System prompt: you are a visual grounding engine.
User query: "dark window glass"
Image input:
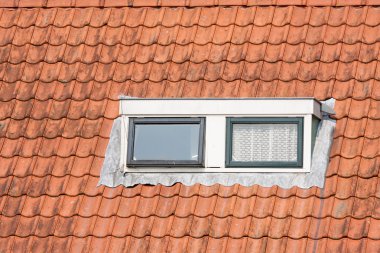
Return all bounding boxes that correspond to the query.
[127,118,205,167]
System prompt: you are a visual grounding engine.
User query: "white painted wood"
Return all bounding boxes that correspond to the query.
[204,116,226,168]
[121,98,322,118]
[120,115,128,171]
[313,100,323,118]
[303,115,312,172]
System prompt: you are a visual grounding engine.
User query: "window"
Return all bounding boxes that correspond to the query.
[226,117,303,168]
[120,98,322,172]
[127,117,205,167]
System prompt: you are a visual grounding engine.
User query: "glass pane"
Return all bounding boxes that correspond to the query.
[133,123,200,161]
[232,124,298,162]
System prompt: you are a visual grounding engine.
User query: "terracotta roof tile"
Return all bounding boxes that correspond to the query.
[48,157,71,177]
[0,177,12,197]
[361,138,379,158]
[149,236,170,252]
[67,236,88,253]
[28,176,50,197]
[363,239,378,253]
[356,157,378,178]
[44,175,69,197]
[9,45,28,65]
[149,217,171,238]
[0,2,380,252]
[12,156,33,176]
[27,44,47,63]
[348,217,370,239]
[163,237,186,253]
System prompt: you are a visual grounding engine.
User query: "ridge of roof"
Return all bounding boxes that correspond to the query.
[2,0,380,8]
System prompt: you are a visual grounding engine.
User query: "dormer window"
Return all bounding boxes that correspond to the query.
[120,98,322,173]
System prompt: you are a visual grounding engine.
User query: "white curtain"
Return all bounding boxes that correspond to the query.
[232,124,298,162]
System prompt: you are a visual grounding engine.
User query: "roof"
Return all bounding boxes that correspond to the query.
[0,1,379,252]
[2,0,380,7]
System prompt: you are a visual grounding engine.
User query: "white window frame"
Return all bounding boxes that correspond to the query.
[120,98,322,173]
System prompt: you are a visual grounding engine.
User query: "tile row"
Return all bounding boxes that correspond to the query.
[3,0,380,7]
[334,118,380,139]
[1,42,379,66]
[0,157,104,178]
[0,98,119,120]
[0,214,379,240]
[326,156,380,178]
[0,136,109,158]
[0,98,380,119]
[0,155,378,180]
[1,24,379,49]
[2,115,380,140]
[0,118,113,139]
[329,136,380,159]
[0,235,377,253]
[332,98,380,119]
[0,179,379,215]
[1,79,380,102]
[1,6,379,29]
[1,61,380,83]
[0,80,125,102]
[0,172,380,200]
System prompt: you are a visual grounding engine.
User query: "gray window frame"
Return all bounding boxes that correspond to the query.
[127,117,205,167]
[225,117,304,168]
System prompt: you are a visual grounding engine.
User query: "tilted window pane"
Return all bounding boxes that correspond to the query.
[133,124,200,161]
[232,124,298,162]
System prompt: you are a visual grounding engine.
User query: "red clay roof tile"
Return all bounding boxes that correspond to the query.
[227,216,250,239]
[361,138,379,158]
[28,44,48,63]
[45,175,70,197]
[35,216,57,237]
[357,157,378,178]
[348,217,371,239]
[1,138,21,158]
[364,239,379,253]
[49,157,72,177]
[68,236,89,253]
[39,195,61,217]
[106,9,125,27]
[296,186,317,198]
[28,176,51,197]
[0,9,17,27]
[58,195,82,217]
[0,29,16,50]
[2,196,25,216]
[9,45,28,65]
[72,216,96,237]
[0,176,12,197]
[12,156,33,177]
[0,2,379,252]
[348,239,368,253]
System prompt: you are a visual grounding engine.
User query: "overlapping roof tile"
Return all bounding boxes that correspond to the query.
[0,1,380,252]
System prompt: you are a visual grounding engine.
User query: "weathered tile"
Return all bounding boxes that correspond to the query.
[0,4,379,252]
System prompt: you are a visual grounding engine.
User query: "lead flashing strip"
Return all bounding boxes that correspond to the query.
[99,99,335,189]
